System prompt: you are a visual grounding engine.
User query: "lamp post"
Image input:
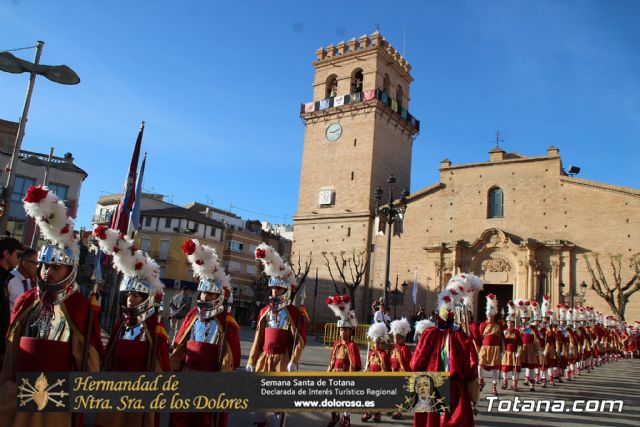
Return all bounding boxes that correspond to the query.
[373,174,409,306]
[0,41,80,235]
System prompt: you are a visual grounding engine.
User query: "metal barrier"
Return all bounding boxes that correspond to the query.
[323,323,371,348]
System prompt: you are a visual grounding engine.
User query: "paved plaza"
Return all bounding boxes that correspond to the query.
[225,326,640,427]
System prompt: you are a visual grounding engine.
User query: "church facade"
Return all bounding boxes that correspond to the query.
[292,33,640,323]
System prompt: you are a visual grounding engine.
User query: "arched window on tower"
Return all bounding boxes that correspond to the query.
[351,68,363,94]
[383,73,391,95]
[326,74,338,98]
[396,84,404,109]
[488,187,504,218]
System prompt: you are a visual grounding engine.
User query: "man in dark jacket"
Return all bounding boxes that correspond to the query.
[0,237,23,359]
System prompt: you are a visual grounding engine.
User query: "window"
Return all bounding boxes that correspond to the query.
[396,85,404,109]
[47,183,68,201]
[229,240,244,252]
[228,261,241,271]
[210,227,217,238]
[159,266,167,279]
[246,264,257,275]
[326,74,338,98]
[193,223,199,232]
[144,217,152,227]
[488,187,504,218]
[9,176,36,220]
[247,244,257,255]
[140,238,150,252]
[159,240,170,260]
[383,73,390,95]
[164,218,172,228]
[351,68,363,93]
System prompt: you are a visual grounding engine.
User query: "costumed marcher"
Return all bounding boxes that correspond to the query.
[555,304,569,383]
[517,300,540,391]
[361,322,390,423]
[414,317,435,344]
[247,243,306,427]
[501,301,521,391]
[93,226,169,427]
[478,293,502,396]
[530,300,543,385]
[565,308,578,380]
[170,239,241,427]
[326,293,361,427]
[0,185,104,426]
[389,317,413,419]
[410,274,480,427]
[539,296,558,387]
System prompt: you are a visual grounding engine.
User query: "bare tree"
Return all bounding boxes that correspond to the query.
[290,251,313,293]
[322,249,369,311]
[583,252,640,320]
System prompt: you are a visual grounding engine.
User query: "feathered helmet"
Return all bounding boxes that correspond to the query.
[436,288,456,322]
[415,319,435,335]
[326,294,357,329]
[530,301,541,321]
[485,293,498,318]
[24,185,79,298]
[367,322,389,344]
[557,304,569,323]
[634,321,640,331]
[390,318,411,338]
[93,225,163,325]
[181,239,231,319]
[506,300,517,322]
[541,295,551,319]
[255,243,296,310]
[516,299,531,320]
[446,273,484,308]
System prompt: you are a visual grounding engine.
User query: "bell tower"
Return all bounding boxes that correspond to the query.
[292,32,420,320]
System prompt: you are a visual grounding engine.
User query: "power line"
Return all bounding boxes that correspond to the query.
[0,45,37,53]
[229,204,291,223]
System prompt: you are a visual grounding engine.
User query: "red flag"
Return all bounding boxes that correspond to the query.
[111,121,145,234]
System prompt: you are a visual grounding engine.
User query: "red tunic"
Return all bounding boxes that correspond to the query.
[328,340,361,372]
[170,308,241,427]
[410,327,478,427]
[9,288,104,373]
[103,317,171,372]
[366,349,390,372]
[389,344,412,372]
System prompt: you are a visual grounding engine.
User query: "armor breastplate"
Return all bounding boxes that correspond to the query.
[267,307,289,329]
[191,318,220,344]
[24,303,71,341]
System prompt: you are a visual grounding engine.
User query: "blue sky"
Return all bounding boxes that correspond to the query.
[1,0,639,229]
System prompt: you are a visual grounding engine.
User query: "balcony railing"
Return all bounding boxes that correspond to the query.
[92,212,113,224]
[300,89,420,132]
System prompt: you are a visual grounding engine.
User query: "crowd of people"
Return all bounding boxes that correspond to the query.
[0,185,637,427]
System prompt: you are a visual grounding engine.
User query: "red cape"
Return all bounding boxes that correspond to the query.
[10,288,104,361]
[389,343,412,372]
[330,340,362,371]
[174,307,241,370]
[410,326,477,427]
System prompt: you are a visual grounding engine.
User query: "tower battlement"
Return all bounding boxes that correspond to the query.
[315,31,411,74]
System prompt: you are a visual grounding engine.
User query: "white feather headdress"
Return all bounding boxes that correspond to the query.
[485,293,498,317]
[389,318,411,337]
[255,243,296,288]
[326,294,357,328]
[181,239,231,296]
[415,319,435,334]
[93,225,163,294]
[367,322,389,342]
[23,185,78,261]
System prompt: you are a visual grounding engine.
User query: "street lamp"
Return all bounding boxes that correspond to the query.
[0,41,80,235]
[373,174,409,305]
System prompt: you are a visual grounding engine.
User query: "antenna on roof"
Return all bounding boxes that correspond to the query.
[494,130,504,149]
